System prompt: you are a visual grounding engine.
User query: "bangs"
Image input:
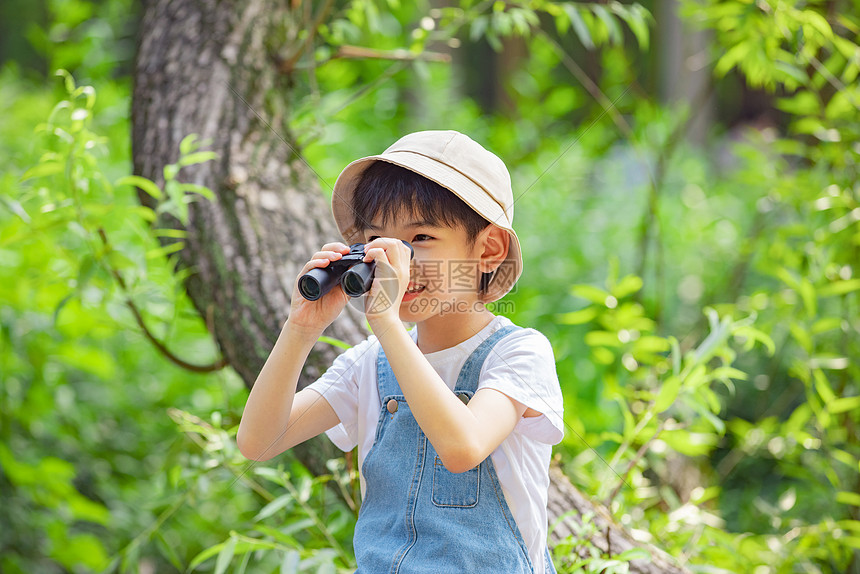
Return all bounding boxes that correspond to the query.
[350,161,490,242]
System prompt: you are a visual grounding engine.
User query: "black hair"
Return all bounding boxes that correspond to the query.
[351,160,495,295]
[351,161,490,245]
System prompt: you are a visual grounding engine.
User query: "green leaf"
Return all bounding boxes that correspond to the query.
[612,274,643,298]
[254,467,292,489]
[131,205,157,222]
[774,61,808,86]
[591,5,622,45]
[710,366,747,382]
[693,315,731,364]
[20,161,63,181]
[0,194,32,223]
[789,322,813,354]
[557,307,598,325]
[776,91,820,116]
[317,335,352,349]
[178,151,218,168]
[803,10,834,39]
[180,133,200,155]
[661,429,718,456]
[837,519,860,534]
[154,228,188,239]
[146,241,185,260]
[571,284,612,305]
[254,494,294,522]
[55,533,110,571]
[715,42,750,77]
[828,396,860,414]
[281,550,300,574]
[255,525,300,548]
[585,330,622,348]
[281,517,315,536]
[820,279,860,297]
[654,375,681,413]
[799,277,817,317]
[68,493,110,524]
[164,163,180,181]
[618,3,650,50]
[632,336,670,354]
[837,491,860,507]
[669,336,681,376]
[793,116,825,135]
[107,249,138,272]
[833,449,857,470]
[189,542,224,572]
[614,547,651,562]
[177,183,216,200]
[733,326,776,355]
[155,532,184,572]
[592,346,615,364]
[563,5,594,50]
[689,399,726,434]
[469,16,488,42]
[214,536,237,574]
[116,175,164,200]
[813,369,837,404]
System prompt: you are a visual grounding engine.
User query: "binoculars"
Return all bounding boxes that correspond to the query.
[298,241,414,301]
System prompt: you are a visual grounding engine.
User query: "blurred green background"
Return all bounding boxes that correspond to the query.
[1,0,859,572]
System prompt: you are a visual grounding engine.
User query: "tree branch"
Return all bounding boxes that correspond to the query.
[97,228,229,373]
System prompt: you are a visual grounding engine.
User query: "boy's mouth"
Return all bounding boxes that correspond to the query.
[406,283,425,294]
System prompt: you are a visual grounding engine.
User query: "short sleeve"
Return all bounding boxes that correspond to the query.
[478,328,564,445]
[304,335,378,451]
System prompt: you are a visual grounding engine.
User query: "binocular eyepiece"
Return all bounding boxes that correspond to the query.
[298,241,414,301]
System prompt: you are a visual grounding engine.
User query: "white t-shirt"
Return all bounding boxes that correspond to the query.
[306,315,564,572]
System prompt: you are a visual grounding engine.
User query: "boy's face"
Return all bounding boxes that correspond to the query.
[362,213,487,323]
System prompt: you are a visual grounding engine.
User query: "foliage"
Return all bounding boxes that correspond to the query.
[2,0,859,572]
[550,511,652,574]
[168,409,356,574]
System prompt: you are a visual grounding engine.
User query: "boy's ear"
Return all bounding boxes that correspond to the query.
[476,225,509,273]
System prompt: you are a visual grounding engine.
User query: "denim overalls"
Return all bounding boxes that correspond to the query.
[353,325,557,574]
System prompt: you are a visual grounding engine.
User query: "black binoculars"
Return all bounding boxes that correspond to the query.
[298,241,414,301]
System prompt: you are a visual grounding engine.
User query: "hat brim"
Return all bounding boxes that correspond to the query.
[331,153,522,303]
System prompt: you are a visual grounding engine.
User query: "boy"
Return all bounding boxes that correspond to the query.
[238,130,564,573]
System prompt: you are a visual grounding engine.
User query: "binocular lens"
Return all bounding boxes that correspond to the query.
[341,261,375,297]
[298,275,322,301]
[341,272,365,297]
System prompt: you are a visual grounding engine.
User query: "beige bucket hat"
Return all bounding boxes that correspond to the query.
[331,130,523,303]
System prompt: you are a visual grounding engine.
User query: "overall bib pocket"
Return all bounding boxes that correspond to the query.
[431,456,480,508]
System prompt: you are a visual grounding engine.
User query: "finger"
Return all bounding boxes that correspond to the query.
[389,245,412,271]
[321,242,350,253]
[311,250,345,261]
[363,238,409,263]
[363,237,398,250]
[362,246,388,263]
[300,257,337,274]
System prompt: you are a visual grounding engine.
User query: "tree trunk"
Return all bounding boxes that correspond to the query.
[131,1,689,572]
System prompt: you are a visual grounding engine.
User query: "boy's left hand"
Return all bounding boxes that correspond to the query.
[361,238,412,326]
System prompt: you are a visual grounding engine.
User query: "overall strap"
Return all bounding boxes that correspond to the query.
[454,324,522,396]
[376,345,401,400]
[376,324,522,400]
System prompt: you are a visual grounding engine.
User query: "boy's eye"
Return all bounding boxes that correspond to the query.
[365,234,432,242]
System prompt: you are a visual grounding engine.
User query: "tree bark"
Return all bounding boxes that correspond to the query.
[131,1,689,572]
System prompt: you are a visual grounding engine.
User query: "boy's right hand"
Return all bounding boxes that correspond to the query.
[287,242,352,337]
